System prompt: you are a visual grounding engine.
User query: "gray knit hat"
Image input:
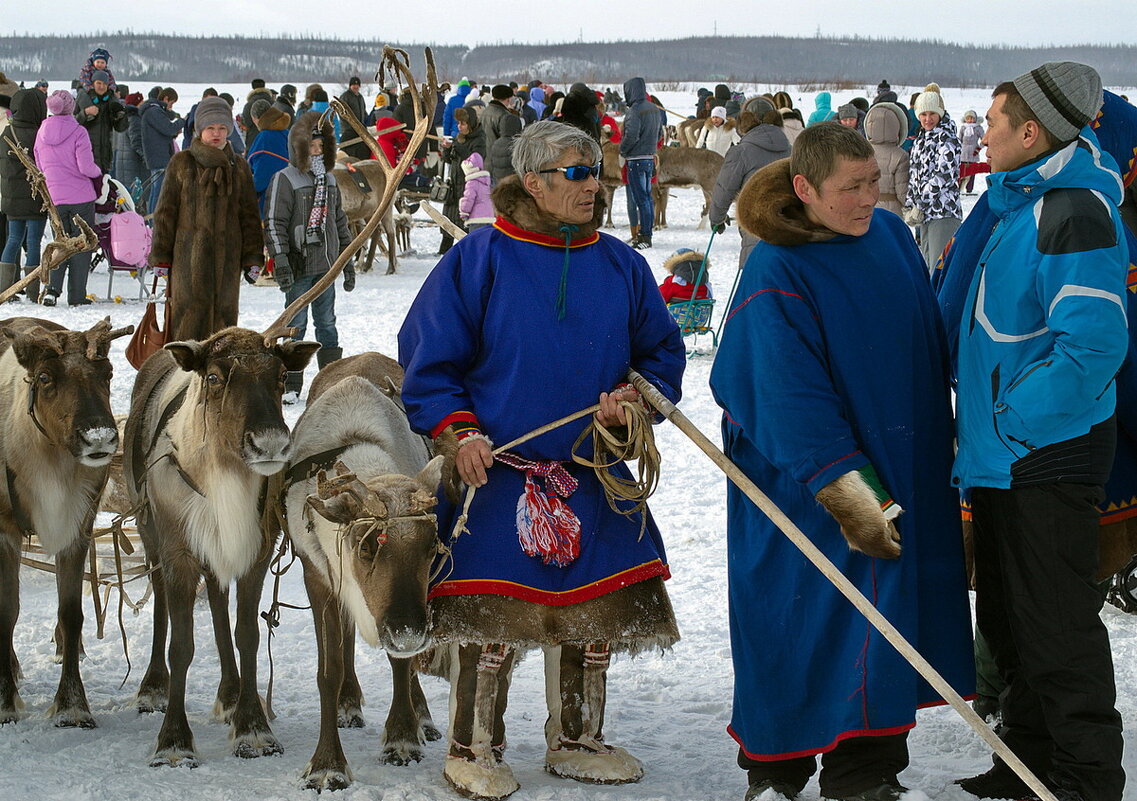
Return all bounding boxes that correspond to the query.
[837,103,858,120]
[194,95,233,135]
[1012,61,1102,143]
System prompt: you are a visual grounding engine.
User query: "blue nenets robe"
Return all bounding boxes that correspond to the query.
[710,209,974,760]
[398,217,685,606]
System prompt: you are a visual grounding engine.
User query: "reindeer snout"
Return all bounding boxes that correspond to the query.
[77,426,118,467]
[242,429,291,475]
[382,623,430,657]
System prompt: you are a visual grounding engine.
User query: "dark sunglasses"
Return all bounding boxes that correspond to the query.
[539,163,601,181]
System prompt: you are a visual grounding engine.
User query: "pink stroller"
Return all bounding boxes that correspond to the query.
[91,176,159,300]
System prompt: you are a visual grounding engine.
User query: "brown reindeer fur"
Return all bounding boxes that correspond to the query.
[814,471,901,559]
[148,140,264,342]
[333,160,398,274]
[736,158,835,246]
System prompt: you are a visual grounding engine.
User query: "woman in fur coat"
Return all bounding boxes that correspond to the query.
[149,96,264,342]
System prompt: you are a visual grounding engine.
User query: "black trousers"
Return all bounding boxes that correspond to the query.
[972,484,1124,801]
[738,732,909,798]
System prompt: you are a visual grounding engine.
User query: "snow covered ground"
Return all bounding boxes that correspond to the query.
[2,82,1137,801]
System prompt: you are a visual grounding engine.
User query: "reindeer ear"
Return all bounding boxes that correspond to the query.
[165,341,208,372]
[7,326,63,370]
[416,455,446,496]
[305,494,357,525]
[275,340,321,372]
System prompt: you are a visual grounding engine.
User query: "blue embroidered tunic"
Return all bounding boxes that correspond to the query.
[710,210,974,759]
[399,218,686,605]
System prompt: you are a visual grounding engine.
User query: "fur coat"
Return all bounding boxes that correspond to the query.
[149,138,264,342]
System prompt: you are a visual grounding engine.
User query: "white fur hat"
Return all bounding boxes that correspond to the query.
[711,106,727,120]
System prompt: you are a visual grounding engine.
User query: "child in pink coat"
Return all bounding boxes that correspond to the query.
[458,152,495,230]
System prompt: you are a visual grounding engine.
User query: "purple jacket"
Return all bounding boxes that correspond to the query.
[35,114,101,205]
[459,153,495,224]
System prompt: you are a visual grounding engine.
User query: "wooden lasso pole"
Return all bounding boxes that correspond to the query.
[625,368,1058,801]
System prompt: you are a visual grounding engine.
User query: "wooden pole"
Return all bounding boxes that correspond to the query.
[420,200,467,241]
[625,369,1058,801]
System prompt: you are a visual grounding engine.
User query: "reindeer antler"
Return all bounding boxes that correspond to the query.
[263,47,438,345]
[0,132,98,304]
[306,461,389,524]
[85,317,137,359]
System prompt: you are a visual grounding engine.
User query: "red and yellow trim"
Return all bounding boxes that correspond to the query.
[729,722,916,762]
[429,560,670,607]
[431,410,481,440]
[493,217,600,248]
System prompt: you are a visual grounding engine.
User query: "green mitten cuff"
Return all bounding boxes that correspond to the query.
[857,464,903,521]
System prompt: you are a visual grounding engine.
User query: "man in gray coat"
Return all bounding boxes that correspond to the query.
[619,76,662,249]
[709,100,792,268]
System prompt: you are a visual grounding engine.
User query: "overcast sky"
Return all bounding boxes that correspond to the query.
[4,0,1132,47]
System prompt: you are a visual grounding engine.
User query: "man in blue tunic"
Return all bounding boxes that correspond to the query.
[709,123,974,801]
[399,121,685,801]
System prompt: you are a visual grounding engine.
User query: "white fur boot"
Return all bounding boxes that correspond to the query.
[443,643,519,801]
[543,643,644,784]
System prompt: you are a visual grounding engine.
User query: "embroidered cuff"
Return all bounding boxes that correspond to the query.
[857,464,903,520]
[430,410,481,440]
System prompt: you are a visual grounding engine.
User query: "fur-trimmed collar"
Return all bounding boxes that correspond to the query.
[187,137,237,169]
[490,175,605,240]
[737,159,837,247]
[703,117,736,132]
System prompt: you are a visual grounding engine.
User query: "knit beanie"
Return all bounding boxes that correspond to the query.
[1012,61,1103,143]
[194,96,233,135]
[46,89,75,116]
[914,84,945,116]
[91,70,110,85]
[837,103,858,120]
[710,106,726,120]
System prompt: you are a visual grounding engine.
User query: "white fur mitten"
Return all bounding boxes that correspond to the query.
[815,469,902,559]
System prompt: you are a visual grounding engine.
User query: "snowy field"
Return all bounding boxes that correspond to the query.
[2,81,1137,801]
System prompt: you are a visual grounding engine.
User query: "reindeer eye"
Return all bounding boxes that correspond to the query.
[206,373,222,386]
[37,372,51,385]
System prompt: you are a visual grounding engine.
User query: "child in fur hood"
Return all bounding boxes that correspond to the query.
[458,152,495,229]
[659,247,711,304]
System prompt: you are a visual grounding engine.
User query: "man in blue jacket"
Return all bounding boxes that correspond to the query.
[618,77,661,250]
[139,87,183,216]
[953,62,1128,801]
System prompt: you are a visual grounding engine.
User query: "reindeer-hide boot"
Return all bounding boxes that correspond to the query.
[443,642,520,800]
[543,642,644,784]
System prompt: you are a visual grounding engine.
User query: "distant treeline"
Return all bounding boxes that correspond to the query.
[1,33,1134,87]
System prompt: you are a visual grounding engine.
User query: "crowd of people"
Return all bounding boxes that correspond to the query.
[2,45,1137,801]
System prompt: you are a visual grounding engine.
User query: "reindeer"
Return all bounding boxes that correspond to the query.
[335,160,399,275]
[675,117,704,148]
[284,353,448,790]
[599,142,723,230]
[122,327,318,766]
[0,318,132,728]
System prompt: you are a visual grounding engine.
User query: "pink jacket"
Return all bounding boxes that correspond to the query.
[35,114,102,205]
[459,153,495,224]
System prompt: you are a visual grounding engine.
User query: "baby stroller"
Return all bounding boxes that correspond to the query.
[90,175,158,301]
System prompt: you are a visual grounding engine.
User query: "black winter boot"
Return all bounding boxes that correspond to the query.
[316,346,343,370]
[283,371,304,405]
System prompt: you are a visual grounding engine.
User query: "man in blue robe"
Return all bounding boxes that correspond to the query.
[710,123,974,801]
[399,121,685,800]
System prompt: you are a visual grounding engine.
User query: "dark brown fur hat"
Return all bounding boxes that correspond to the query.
[288,110,337,171]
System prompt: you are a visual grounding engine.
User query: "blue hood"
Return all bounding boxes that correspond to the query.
[814,92,832,111]
[623,78,646,106]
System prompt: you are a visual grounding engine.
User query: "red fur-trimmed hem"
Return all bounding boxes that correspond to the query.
[1100,504,1137,525]
[430,410,481,440]
[728,721,916,762]
[428,560,670,606]
[493,217,600,248]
